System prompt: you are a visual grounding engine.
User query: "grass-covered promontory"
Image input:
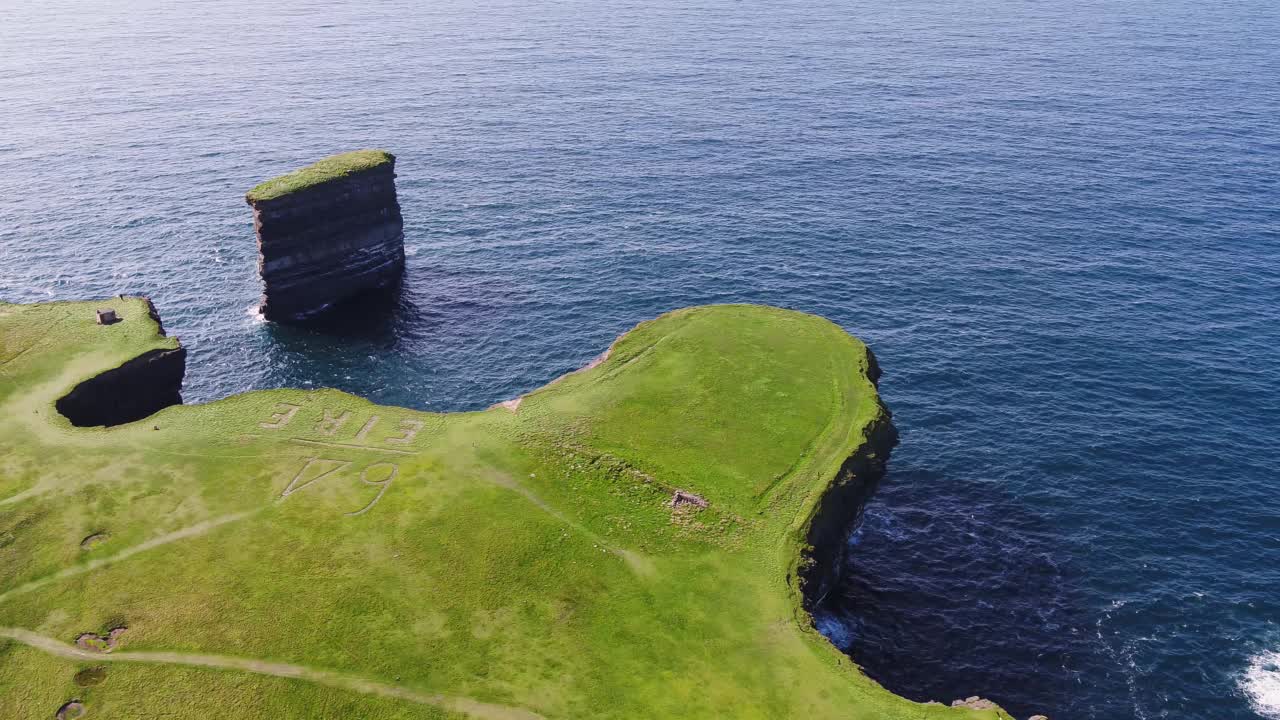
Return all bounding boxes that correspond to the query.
[246,149,394,202]
[0,298,1011,720]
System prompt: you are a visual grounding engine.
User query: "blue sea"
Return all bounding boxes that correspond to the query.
[2,0,1278,717]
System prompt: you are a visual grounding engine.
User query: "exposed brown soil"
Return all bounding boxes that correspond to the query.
[75,626,127,653]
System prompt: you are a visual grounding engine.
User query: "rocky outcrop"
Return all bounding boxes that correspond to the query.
[926,697,1042,718]
[951,697,999,711]
[799,347,899,609]
[56,346,186,428]
[247,151,405,322]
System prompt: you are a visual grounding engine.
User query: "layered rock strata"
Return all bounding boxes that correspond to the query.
[246,150,405,322]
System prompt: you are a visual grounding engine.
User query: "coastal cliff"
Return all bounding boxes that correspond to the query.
[246,150,405,322]
[798,351,899,608]
[4,301,1016,720]
[55,347,186,427]
[794,351,1033,719]
[54,299,186,427]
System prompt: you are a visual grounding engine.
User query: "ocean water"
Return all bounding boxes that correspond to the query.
[1,0,1278,717]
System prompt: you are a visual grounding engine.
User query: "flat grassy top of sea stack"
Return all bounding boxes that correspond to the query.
[246,149,394,202]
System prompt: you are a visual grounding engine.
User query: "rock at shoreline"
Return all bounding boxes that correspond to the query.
[951,696,998,710]
[246,149,405,323]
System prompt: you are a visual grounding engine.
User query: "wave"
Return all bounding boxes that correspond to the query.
[1242,650,1280,719]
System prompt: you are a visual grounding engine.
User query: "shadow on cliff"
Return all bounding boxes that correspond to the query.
[55,298,187,428]
[264,280,418,343]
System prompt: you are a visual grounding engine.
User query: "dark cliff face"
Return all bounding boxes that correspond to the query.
[249,162,405,323]
[800,348,900,610]
[55,346,187,428]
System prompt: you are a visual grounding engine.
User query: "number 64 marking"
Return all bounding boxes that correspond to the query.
[279,457,398,517]
[346,462,397,517]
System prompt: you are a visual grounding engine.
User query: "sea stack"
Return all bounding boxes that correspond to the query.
[246,149,405,322]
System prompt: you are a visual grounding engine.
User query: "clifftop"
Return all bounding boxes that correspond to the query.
[0,299,1010,720]
[245,149,395,202]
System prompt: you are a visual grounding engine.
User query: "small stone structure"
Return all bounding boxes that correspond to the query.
[670,490,709,509]
[246,150,405,323]
[96,308,118,325]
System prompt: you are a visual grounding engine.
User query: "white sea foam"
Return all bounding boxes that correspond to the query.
[812,611,854,650]
[245,303,265,324]
[1242,650,1280,719]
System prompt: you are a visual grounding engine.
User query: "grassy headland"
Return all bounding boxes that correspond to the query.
[0,298,1010,720]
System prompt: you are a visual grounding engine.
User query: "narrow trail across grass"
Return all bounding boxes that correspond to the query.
[0,627,546,720]
[0,511,256,606]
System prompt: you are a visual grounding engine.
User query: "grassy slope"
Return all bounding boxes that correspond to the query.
[245,150,394,203]
[0,298,1010,720]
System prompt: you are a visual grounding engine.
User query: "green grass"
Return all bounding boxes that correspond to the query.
[0,298,1011,720]
[246,150,395,202]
